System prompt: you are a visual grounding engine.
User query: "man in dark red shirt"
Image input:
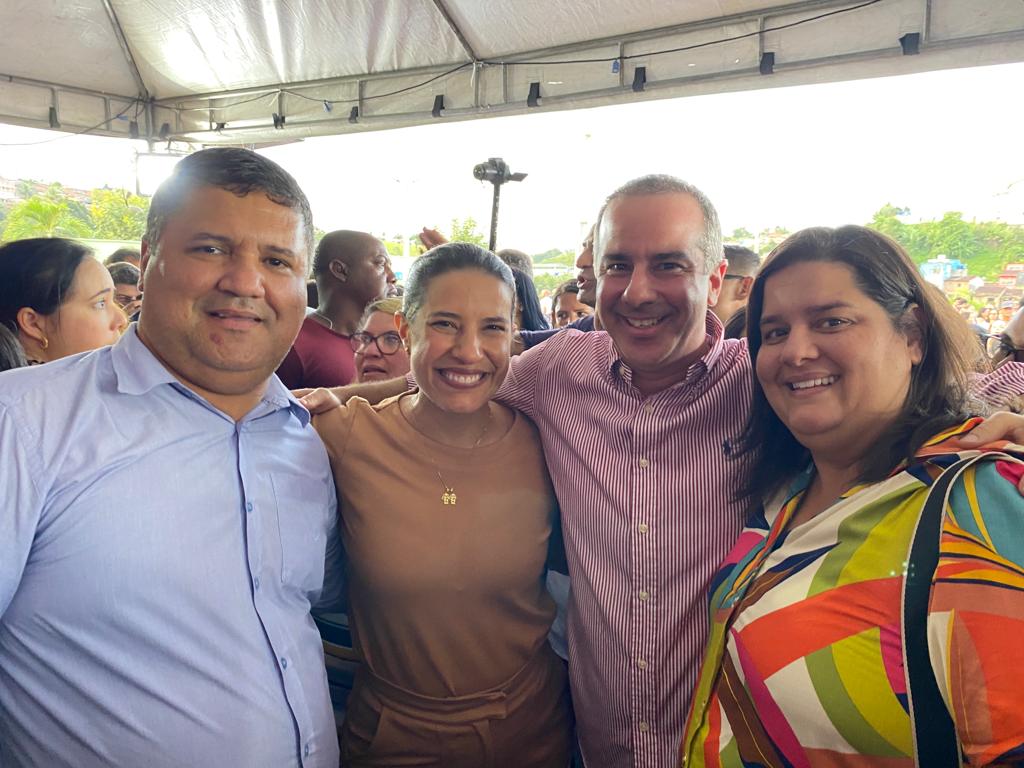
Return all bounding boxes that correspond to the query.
[277,230,397,389]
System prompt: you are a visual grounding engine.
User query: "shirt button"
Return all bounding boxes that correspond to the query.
[245,502,253,513]
[638,522,649,534]
[304,744,310,758]
[638,457,649,468]
[253,577,261,590]
[636,658,648,669]
[280,657,288,669]
[638,721,650,732]
[639,589,650,602]
[644,403,654,414]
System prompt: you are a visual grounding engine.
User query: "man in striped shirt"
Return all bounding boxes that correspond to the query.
[498,175,751,767]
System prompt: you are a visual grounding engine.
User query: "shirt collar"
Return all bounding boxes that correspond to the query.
[607,310,726,388]
[111,325,309,426]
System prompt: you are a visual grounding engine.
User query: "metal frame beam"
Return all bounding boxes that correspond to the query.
[430,0,478,62]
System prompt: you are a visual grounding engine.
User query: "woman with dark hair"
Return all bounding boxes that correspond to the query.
[681,226,1024,767]
[0,237,127,363]
[314,242,570,767]
[512,267,551,332]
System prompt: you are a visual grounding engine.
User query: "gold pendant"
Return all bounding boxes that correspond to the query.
[442,489,457,506]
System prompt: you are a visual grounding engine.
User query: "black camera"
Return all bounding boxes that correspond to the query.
[473,158,527,185]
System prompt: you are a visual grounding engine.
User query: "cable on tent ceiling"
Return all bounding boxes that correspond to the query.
[236,0,886,109]
[482,0,886,66]
[0,100,141,146]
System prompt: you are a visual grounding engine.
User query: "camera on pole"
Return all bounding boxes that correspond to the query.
[472,158,527,252]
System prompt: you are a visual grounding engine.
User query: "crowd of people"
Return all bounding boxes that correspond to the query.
[2,146,1024,768]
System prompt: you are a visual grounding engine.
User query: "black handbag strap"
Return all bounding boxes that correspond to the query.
[903,455,982,768]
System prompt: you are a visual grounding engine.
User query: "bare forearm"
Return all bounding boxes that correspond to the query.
[331,377,409,405]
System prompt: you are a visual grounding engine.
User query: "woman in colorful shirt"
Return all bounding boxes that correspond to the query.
[680,225,1024,767]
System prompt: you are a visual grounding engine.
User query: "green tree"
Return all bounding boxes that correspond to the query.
[1,195,93,240]
[89,188,150,240]
[728,227,754,241]
[448,217,487,247]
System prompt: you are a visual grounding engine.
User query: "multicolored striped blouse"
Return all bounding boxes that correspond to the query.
[680,420,1024,768]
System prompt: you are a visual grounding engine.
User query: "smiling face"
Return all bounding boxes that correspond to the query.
[400,268,514,415]
[355,310,410,382]
[755,260,923,465]
[35,257,127,360]
[596,192,725,394]
[137,186,308,406]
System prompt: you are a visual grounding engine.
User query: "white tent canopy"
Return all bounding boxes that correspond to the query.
[2,0,1022,146]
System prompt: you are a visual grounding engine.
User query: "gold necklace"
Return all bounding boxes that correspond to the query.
[427,406,494,506]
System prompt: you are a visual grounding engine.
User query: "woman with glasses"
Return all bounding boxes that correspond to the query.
[352,297,411,383]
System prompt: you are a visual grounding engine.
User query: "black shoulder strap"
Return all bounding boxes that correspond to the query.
[903,456,979,768]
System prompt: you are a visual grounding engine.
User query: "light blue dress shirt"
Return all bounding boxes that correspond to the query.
[0,326,343,768]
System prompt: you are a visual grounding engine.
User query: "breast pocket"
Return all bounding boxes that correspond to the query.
[271,473,330,594]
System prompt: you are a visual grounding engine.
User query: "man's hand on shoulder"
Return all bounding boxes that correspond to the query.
[297,387,345,415]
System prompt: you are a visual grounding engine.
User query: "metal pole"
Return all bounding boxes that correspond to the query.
[488,182,501,252]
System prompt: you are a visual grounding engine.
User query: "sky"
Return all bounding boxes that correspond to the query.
[1,61,1022,255]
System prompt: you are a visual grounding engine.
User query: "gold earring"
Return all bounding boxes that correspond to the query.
[41,335,49,350]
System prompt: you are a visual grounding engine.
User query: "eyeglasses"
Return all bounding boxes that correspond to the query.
[723,274,747,280]
[983,333,1024,364]
[350,331,403,355]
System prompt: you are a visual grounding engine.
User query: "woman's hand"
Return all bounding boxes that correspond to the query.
[296,387,344,415]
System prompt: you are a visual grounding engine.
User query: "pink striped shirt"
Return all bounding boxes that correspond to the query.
[497,313,752,768]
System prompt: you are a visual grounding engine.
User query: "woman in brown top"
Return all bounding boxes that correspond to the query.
[315,243,571,767]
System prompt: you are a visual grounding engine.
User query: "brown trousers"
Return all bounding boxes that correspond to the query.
[341,646,572,768]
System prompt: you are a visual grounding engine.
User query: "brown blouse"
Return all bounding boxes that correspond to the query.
[314,393,558,698]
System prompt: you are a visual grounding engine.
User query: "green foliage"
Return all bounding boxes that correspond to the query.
[89,188,149,240]
[448,217,487,247]
[1,184,153,243]
[868,205,1024,279]
[534,250,574,266]
[1,195,93,240]
[729,227,754,241]
[533,271,576,294]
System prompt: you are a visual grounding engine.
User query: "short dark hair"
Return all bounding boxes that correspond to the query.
[552,279,580,304]
[594,174,723,272]
[0,323,27,372]
[403,243,514,321]
[496,248,534,279]
[103,247,141,266]
[723,244,760,277]
[144,148,313,256]
[0,237,92,333]
[739,225,979,503]
[107,261,140,286]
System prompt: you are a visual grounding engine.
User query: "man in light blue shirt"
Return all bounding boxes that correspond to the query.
[0,148,343,767]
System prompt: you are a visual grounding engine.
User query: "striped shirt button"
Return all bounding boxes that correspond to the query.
[637,522,649,534]
[638,589,650,602]
[636,658,648,669]
[643,403,654,414]
[638,721,650,732]
[638,457,649,468]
